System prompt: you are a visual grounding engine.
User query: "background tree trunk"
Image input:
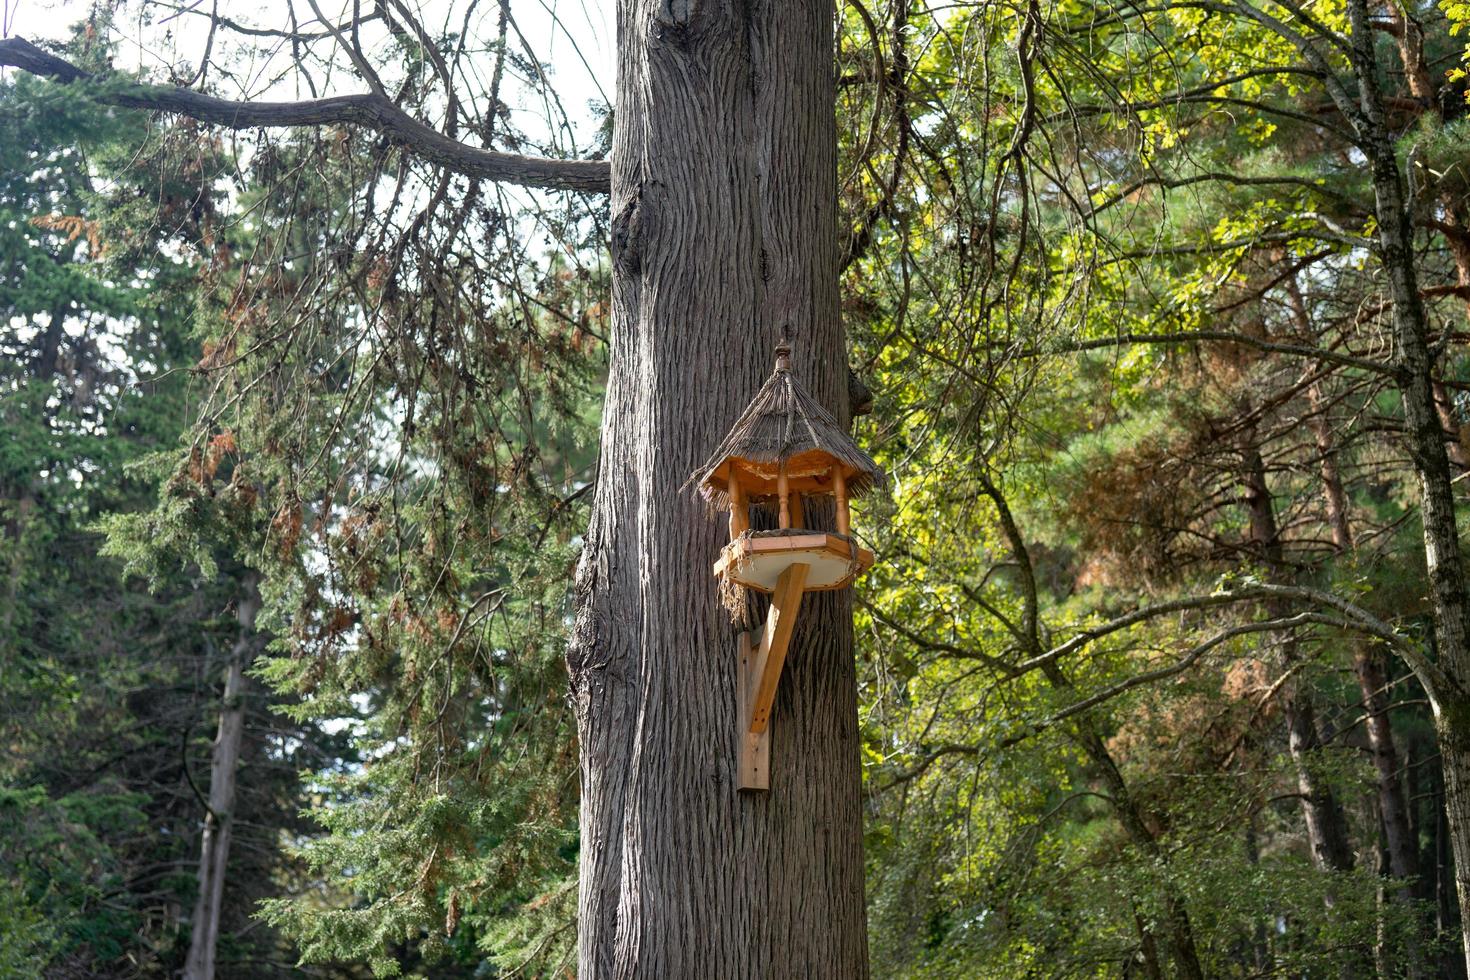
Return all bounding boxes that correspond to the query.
[1292,276,1422,901]
[183,574,260,980]
[1240,438,1357,873]
[1353,52,1470,977]
[567,1,869,976]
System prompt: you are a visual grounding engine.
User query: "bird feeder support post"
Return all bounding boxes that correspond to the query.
[736,561,809,790]
[736,631,768,790]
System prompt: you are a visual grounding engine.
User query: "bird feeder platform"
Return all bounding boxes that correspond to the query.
[713,530,874,593]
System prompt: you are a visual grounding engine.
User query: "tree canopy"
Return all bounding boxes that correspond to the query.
[6,0,1470,976]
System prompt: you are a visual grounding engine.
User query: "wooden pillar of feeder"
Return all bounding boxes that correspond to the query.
[777,461,791,529]
[833,468,850,536]
[728,471,748,538]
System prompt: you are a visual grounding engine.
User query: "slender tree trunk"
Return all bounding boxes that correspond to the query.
[1345,0,1470,966]
[568,2,868,976]
[1358,644,1433,979]
[1287,276,1421,890]
[183,574,260,980]
[1280,682,1357,872]
[1132,912,1165,980]
[1074,725,1207,979]
[1240,438,1357,872]
[1367,144,1470,979]
[1355,647,1420,886]
[1380,14,1470,969]
[978,476,1206,976]
[1442,723,1470,977]
[1285,276,1353,553]
[1386,0,1470,478]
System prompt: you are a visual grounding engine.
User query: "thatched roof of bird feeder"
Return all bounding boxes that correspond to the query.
[688,343,883,512]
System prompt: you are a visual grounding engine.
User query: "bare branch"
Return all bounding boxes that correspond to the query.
[861,597,1023,678]
[0,36,610,194]
[1018,582,1449,700]
[1056,329,1393,376]
[999,612,1347,745]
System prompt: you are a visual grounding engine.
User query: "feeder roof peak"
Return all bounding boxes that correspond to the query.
[687,342,883,509]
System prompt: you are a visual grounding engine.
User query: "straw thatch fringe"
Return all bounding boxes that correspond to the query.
[685,357,883,512]
[720,565,751,624]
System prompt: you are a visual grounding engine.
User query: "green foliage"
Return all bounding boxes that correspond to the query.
[0,51,344,976]
[0,785,150,966]
[840,0,1462,974]
[7,16,602,978]
[10,0,1470,976]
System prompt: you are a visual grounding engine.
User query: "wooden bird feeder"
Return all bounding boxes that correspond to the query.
[688,340,882,791]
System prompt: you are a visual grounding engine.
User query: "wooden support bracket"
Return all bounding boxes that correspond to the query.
[736,630,769,790]
[736,562,809,791]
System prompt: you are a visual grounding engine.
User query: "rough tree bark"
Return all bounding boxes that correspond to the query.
[184,574,261,980]
[566,1,869,976]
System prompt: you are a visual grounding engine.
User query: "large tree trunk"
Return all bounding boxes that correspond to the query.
[183,574,260,980]
[568,2,868,976]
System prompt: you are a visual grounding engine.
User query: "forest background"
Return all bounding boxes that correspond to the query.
[6,0,1470,976]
